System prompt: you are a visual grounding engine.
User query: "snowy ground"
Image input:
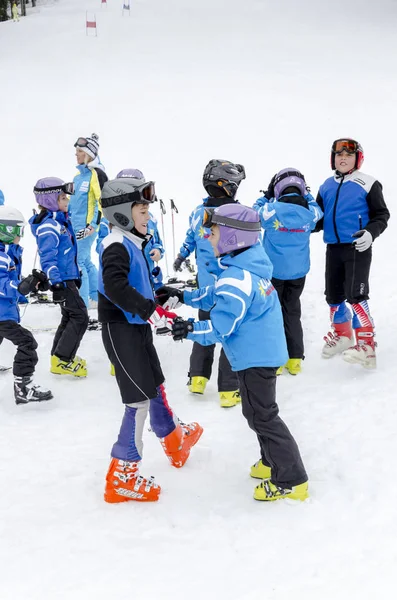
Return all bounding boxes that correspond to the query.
[1,0,397,599]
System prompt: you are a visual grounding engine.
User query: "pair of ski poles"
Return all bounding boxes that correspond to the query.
[159,198,179,279]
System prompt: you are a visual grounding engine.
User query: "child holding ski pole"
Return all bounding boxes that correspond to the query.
[157,203,308,502]
[98,175,203,503]
[0,205,53,404]
[172,159,245,407]
[30,178,89,377]
[315,138,390,369]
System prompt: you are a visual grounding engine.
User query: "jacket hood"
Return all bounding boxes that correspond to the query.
[219,243,273,280]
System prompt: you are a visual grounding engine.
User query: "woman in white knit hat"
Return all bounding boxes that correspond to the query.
[70,134,108,308]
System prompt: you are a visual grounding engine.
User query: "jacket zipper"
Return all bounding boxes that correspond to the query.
[332,175,345,243]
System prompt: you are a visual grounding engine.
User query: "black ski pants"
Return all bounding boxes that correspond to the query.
[189,309,239,392]
[0,320,38,377]
[237,366,307,488]
[272,276,306,359]
[325,243,372,305]
[51,281,89,362]
[102,322,164,404]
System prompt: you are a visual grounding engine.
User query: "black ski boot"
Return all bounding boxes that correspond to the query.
[14,376,53,405]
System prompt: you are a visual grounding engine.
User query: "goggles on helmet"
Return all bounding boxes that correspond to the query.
[33,182,75,196]
[0,223,24,243]
[332,139,359,154]
[202,208,261,232]
[274,169,305,185]
[101,182,156,209]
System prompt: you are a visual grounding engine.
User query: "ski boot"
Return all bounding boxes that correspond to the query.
[188,376,208,395]
[285,358,302,375]
[254,479,309,502]
[104,458,160,503]
[322,321,354,358]
[110,363,115,376]
[14,376,53,405]
[250,459,272,480]
[276,366,283,376]
[343,326,376,369]
[50,355,87,377]
[219,390,241,408]
[160,421,203,468]
[87,318,101,331]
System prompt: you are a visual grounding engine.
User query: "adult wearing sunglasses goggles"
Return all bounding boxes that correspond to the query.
[97,177,202,503]
[314,138,390,369]
[172,159,245,407]
[71,133,108,309]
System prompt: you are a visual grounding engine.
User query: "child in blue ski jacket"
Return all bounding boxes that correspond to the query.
[30,178,89,377]
[253,168,323,375]
[157,203,308,502]
[172,159,246,407]
[0,205,53,404]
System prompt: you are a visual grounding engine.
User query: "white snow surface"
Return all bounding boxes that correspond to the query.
[1,0,397,598]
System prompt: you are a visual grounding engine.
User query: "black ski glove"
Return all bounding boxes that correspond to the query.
[155,286,185,308]
[264,173,278,200]
[172,317,194,341]
[18,270,50,296]
[51,282,67,304]
[173,254,185,272]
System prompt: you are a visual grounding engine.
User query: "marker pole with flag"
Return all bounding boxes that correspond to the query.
[122,0,131,16]
[86,12,98,36]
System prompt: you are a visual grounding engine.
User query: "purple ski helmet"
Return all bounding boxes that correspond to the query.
[273,168,306,200]
[209,203,261,255]
[116,168,145,182]
[33,177,69,211]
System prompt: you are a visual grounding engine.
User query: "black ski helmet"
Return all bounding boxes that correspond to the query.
[202,159,246,198]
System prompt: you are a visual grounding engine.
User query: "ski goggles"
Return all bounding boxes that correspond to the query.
[202,207,261,231]
[101,182,156,209]
[0,223,24,242]
[33,182,75,196]
[74,137,91,149]
[332,139,359,154]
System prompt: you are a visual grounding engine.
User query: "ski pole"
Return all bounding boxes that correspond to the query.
[170,199,178,264]
[159,199,170,278]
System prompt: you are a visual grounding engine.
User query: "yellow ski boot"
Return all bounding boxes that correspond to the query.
[50,355,87,377]
[188,376,208,395]
[110,363,115,376]
[276,366,283,376]
[254,479,309,502]
[285,358,302,375]
[219,390,241,408]
[250,459,272,480]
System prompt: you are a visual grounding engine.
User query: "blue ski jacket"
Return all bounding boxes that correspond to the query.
[70,156,107,235]
[29,210,80,285]
[316,170,389,244]
[253,193,323,280]
[178,197,240,287]
[0,242,21,322]
[98,228,154,325]
[183,242,288,371]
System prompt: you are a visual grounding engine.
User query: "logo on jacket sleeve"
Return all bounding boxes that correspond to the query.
[258,279,274,297]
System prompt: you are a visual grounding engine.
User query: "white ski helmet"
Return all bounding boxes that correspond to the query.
[0,206,26,243]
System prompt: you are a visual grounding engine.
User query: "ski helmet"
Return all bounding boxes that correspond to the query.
[33,177,74,212]
[0,205,26,243]
[204,203,260,256]
[101,177,156,231]
[202,160,246,199]
[331,138,364,170]
[274,168,306,200]
[116,168,145,182]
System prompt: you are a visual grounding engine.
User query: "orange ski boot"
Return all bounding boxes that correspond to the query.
[104,458,161,503]
[160,421,203,468]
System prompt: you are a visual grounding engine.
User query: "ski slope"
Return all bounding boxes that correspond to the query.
[1,1,397,598]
